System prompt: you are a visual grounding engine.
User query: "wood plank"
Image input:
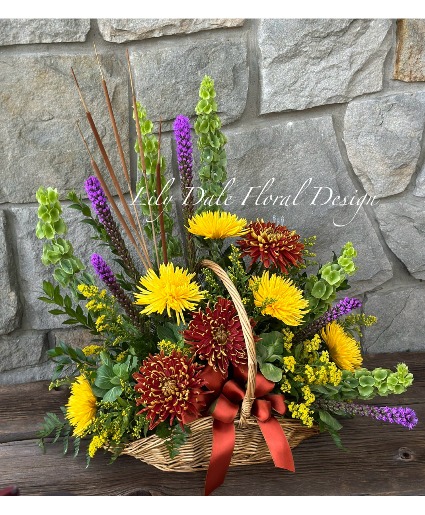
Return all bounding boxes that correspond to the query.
[0,382,68,443]
[0,413,424,496]
[0,352,424,495]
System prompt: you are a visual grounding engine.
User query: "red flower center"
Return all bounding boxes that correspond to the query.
[161,377,178,397]
[212,325,230,346]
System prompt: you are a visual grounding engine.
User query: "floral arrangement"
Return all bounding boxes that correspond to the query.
[36,59,417,495]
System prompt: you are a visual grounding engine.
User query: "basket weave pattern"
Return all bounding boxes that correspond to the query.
[123,259,318,471]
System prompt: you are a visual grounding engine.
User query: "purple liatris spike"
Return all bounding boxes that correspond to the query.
[297,297,362,341]
[173,115,194,217]
[91,253,116,287]
[315,399,418,430]
[373,406,418,430]
[85,176,139,281]
[322,297,362,324]
[90,253,143,331]
[173,115,196,269]
[173,115,193,183]
[85,176,112,225]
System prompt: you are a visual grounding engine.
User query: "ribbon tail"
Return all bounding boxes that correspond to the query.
[205,419,235,496]
[258,417,295,472]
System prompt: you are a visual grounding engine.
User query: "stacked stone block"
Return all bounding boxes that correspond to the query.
[0,18,424,384]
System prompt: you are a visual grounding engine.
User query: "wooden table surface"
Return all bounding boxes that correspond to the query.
[1,352,424,496]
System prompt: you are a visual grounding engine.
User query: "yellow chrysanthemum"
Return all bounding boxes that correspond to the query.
[66,375,97,437]
[251,271,309,325]
[321,321,363,372]
[187,211,248,239]
[134,262,205,325]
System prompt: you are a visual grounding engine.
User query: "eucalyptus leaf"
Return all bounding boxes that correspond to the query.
[95,364,114,390]
[100,351,113,368]
[255,342,268,364]
[259,363,283,382]
[91,384,108,398]
[102,386,123,403]
[258,331,284,359]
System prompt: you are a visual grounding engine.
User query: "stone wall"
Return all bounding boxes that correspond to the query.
[0,18,424,384]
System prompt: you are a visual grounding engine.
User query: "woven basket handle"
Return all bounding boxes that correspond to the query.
[201,259,256,428]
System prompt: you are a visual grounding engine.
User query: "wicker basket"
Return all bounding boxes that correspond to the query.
[122,259,319,472]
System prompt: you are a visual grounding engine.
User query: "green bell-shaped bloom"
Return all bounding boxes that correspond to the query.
[358,375,375,387]
[311,280,327,298]
[372,368,388,381]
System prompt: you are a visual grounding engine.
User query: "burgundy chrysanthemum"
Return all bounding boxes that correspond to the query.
[183,297,248,376]
[237,220,304,274]
[133,350,205,429]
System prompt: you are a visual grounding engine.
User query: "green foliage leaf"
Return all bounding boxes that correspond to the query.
[258,331,283,352]
[43,280,55,297]
[91,384,108,397]
[157,322,182,344]
[259,363,283,382]
[156,423,191,459]
[64,295,72,310]
[113,363,129,381]
[328,428,347,451]
[60,259,74,275]
[94,364,115,390]
[99,352,113,368]
[255,342,268,365]
[49,309,66,316]
[37,410,73,455]
[318,410,343,431]
[102,386,123,403]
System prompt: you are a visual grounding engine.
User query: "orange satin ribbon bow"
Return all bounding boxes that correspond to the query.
[200,365,295,496]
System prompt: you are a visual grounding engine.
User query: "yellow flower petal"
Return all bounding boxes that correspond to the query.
[251,271,309,326]
[134,262,205,325]
[66,376,96,437]
[187,211,247,239]
[321,321,363,371]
